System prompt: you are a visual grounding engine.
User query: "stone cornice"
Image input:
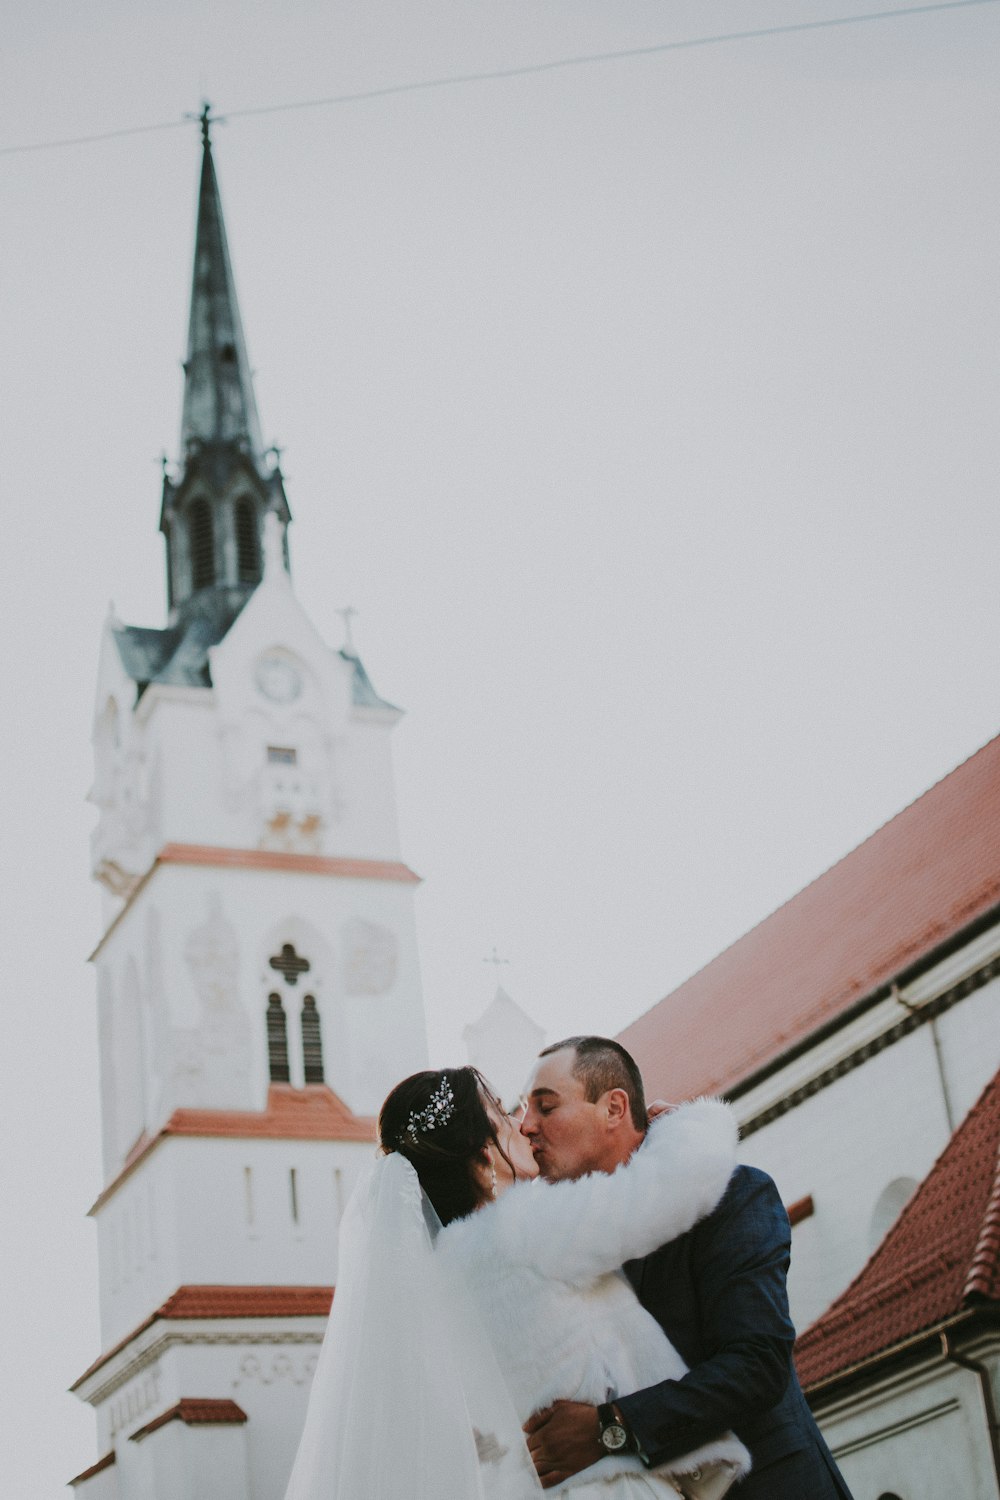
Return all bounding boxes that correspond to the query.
[739,922,1000,1138]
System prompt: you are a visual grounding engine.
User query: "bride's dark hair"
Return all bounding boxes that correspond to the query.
[379,1067,514,1226]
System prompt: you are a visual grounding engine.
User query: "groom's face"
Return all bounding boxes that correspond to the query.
[519,1048,614,1181]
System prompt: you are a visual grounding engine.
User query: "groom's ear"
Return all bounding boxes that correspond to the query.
[604,1088,631,1129]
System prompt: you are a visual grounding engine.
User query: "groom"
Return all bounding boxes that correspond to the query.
[518,1036,854,1498]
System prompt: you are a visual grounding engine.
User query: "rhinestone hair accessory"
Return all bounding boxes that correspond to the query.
[405,1076,456,1142]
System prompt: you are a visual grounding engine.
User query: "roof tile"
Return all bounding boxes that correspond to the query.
[796,1067,1000,1389]
[619,734,1000,1101]
[130,1398,248,1442]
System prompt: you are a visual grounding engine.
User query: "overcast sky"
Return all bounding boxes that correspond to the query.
[3,1,999,1492]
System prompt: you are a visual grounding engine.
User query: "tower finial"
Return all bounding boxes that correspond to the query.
[200,101,212,149]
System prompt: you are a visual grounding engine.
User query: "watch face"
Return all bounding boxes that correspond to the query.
[255,653,303,704]
[601,1423,628,1452]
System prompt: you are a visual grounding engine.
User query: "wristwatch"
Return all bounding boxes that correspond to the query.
[597,1402,635,1455]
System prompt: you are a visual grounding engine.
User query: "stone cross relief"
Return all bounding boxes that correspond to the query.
[269,942,311,985]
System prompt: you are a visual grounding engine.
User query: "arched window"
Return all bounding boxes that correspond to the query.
[877,1493,905,1499]
[301,995,325,1084]
[189,498,215,590]
[266,993,290,1082]
[235,497,259,582]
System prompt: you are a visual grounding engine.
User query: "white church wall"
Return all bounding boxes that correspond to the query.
[169,1137,371,1287]
[331,711,406,859]
[127,1417,251,1500]
[937,974,1000,1126]
[73,1460,120,1500]
[94,1135,372,1348]
[95,1150,178,1349]
[93,860,426,1163]
[88,1326,328,1497]
[740,1029,955,1332]
[813,1345,1000,1500]
[128,666,405,865]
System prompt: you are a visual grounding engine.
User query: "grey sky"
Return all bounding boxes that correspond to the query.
[3,2,999,1492]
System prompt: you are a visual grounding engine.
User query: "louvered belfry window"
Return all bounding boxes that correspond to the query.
[266,993,291,1083]
[301,995,325,1084]
[236,497,259,582]
[189,497,215,590]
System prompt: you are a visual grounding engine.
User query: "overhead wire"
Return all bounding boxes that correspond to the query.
[1,0,997,158]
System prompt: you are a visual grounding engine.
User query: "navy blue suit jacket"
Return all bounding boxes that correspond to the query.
[617,1165,854,1499]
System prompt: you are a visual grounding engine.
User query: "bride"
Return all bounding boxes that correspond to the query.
[284,1067,749,1500]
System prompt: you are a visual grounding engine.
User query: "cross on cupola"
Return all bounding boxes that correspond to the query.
[483,946,510,977]
[269,943,311,985]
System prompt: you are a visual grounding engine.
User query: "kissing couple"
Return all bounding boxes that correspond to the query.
[284,1037,854,1499]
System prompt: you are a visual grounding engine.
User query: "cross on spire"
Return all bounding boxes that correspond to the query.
[483,946,510,977]
[269,943,311,985]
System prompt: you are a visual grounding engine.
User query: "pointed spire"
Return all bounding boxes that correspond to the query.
[180,106,264,463]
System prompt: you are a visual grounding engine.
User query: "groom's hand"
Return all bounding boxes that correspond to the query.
[523,1400,602,1488]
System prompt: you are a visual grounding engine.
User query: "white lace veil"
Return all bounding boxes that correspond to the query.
[284,1150,542,1500]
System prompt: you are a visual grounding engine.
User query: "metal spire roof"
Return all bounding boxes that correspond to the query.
[180,106,264,463]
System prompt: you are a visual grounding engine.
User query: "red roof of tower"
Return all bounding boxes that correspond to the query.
[619,734,1000,1101]
[70,1284,335,1390]
[90,1085,376,1213]
[796,1067,1000,1390]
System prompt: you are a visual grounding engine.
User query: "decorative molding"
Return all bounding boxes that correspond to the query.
[232,1349,319,1388]
[107,1364,163,1438]
[80,1327,327,1408]
[830,1396,961,1459]
[740,951,1000,1139]
[90,845,421,961]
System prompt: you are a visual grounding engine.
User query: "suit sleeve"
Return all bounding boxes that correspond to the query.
[492,1100,737,1283]
[616,1168,796,1466]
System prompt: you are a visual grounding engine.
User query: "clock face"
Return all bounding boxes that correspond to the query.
[255,653,303,704]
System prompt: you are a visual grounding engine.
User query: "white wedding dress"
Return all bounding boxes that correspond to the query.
[438,1098,749,1497]
[284,1099,749,1500]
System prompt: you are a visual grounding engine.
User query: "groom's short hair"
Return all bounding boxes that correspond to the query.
[540,1036,648,1132]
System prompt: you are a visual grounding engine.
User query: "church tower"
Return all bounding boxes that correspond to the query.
[72,114,428,1500]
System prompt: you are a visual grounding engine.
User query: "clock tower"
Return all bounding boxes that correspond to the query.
[72,113,428,1500]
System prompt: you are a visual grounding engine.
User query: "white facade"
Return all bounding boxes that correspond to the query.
[74,138,430,1498]
[732,929,1000,1335]
[80,560,426,1489]
[464,985,547,1109]
[75,1317,332,1500]
[810,1333,1000,1500]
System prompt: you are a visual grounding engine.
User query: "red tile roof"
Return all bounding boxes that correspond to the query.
[165,1082,376,1142]
[158,843,421,883]
[71,1285,334,1391]
[130,1398,247,1442]
[619,734,1000,1101]
[796,1066,1000,1390]
[90,1085,375,1213]
[157,1285,334,1319]
[68,1451,115,1486]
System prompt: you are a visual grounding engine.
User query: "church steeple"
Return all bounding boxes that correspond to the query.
[160,107,290,624]
[180,106,264,461]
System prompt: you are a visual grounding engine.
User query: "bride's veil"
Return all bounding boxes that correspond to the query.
[284,1150,542,1500]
